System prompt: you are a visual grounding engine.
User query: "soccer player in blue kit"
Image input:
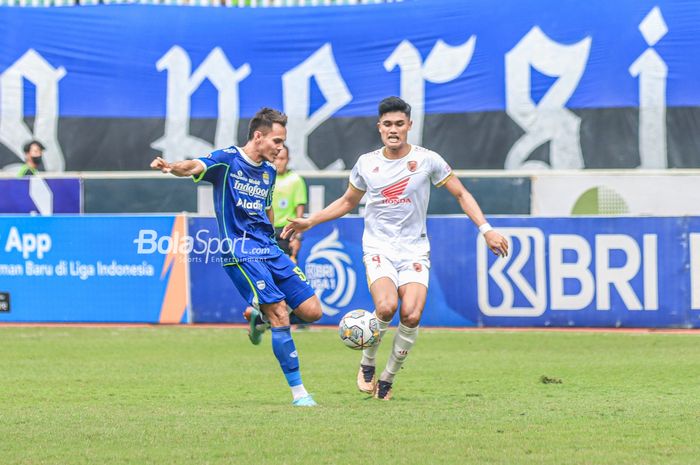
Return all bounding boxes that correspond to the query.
[150,108,322,407]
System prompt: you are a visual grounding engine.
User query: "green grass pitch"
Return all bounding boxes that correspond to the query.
[1,326,699,465]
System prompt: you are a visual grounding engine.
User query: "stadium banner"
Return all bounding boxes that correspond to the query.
[0,215,188,323]
[1,1,699,172]
[187,215,700,328]
[531,174,700,216]
[443,216,694,328]
[0,178,81,214]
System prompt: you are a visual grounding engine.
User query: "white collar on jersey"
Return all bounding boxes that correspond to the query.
[238,147,263,167]
[381,144,414,161]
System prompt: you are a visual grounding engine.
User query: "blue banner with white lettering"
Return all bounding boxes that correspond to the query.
[0,215,189,323]
[188,215,700,328]
[2,214,699,326]
[0,1,696,117]
[0,1,699,171]
[431,216,695,328]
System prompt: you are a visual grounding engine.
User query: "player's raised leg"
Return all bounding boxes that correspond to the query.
[375,282,427,400]
[224,263,274,345]
[243,306,269,345]
[261,301,317,407]
[292,295,323,323]
[358,276,398,394]
[273,255,322,325]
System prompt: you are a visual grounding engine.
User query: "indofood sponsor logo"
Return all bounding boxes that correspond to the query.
[233,180,268,199]
[304,228,355,316]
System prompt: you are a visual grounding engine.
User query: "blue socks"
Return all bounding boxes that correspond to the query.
[271,326,302,387]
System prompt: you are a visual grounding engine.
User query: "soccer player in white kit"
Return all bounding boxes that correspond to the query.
[282,97,509,400]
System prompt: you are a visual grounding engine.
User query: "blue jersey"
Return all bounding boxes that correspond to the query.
[194,146,283,264]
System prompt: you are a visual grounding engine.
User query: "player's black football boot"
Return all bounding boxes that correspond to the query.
[374,380,393,400]
[357,364,377,394]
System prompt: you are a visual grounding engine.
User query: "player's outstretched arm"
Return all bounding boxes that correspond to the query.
[281,185,365,239]
[150,157,204,177]
[443,175,509,257]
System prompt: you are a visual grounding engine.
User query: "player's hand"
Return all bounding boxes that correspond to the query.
[281,217,312,239]
[484,230,509,257]
[150,157,172,173]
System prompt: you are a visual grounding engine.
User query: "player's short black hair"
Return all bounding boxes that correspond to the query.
[23,140,45,154]
[378,96,411,119]
[247,108,287,141]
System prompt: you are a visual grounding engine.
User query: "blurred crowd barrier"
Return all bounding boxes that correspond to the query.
[4,170,700,216]
[0,171,530,215]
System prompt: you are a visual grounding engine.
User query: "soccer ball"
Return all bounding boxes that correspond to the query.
[338,309,380,350]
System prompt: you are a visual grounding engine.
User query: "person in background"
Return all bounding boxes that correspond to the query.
[272,144,308,263]
[17,141,46,177]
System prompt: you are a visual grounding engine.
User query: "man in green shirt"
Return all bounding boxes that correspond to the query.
[17,141,46,177]
[272,145,307,263]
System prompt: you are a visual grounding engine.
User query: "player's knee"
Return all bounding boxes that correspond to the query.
[295,296,322,322]
[305,298,323,322]
[400,311,421,328]
[263,302,290,326]
[375,298,398,320]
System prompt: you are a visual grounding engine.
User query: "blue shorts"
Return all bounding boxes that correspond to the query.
[223,254,315,310]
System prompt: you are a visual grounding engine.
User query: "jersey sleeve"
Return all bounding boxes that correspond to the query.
[192,150,230,184]
[428,151,453,187]
[349,158,367,192]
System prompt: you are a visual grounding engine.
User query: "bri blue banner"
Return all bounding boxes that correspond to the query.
[187,215,700,328]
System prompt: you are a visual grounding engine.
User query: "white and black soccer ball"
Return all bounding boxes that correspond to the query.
[338,309,380,350]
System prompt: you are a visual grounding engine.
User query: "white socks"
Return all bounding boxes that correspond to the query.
[360,314,391,367]
[291,384,309,401]
[380,323,418,383]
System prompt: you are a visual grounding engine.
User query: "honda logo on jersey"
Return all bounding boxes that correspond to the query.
[380,177,411,205]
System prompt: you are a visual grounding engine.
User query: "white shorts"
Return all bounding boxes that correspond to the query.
[363,253,430,289]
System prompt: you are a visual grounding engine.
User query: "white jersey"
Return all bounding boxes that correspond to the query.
[349,145,453,259]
